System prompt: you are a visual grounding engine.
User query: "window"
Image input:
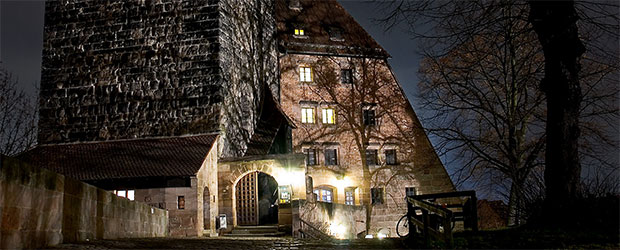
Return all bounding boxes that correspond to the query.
[178,196,185,210]
[345,187,355,205]
[294,28,305,36]
[301,107,315,123]
[385,149,397,165]
[322,108,336,124]
[299,66,312,82]
[324,148,338,166]
[114,189,135,201]
[371,188,384,205]
[341,69,353,84]
[314,188,333,203]
[406,187,417,197]
[363,109,376,126]
[366,149,378,166]
[329,27,344,41]
[304,148,317,166]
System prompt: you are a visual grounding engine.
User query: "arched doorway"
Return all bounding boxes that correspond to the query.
[236,171,279,225]
[203,187,210,230]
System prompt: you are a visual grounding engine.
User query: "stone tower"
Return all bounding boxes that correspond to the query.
[39,0,279,157]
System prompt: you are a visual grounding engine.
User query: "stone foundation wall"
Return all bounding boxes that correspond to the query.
[296,200,366,239]
[0,155,168,249]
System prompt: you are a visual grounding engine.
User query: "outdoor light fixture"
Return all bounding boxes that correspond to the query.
[365,234,374,239]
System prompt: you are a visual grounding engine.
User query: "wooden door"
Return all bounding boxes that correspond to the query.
[236,171,258,225]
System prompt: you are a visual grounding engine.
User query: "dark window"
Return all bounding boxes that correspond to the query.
[371,188,384,205]
[366,149,378,166]
[178,196,185,210]
[385,149,397,165]
[329,27,343,40]
[406,187,417,197]
[341,69,353,84]
[304,148,317,166]
[324,149,338,165]
[363,109,376,125]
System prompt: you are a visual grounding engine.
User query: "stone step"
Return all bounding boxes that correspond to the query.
[221,232,286,237]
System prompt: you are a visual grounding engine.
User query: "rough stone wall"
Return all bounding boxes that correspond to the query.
[0,155,168,249]
[40,0,223,144]
[278,54,455,236]
[218,0,279,157]
[296,200,366,239]
[218,155,305,231]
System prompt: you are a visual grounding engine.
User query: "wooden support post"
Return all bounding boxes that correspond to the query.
[422,210,430,248]
[471,196,478,232]
[443,212,453,248]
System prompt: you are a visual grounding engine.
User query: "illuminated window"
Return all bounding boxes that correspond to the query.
[366,149,378,166]
[114,189,135,201]
[345,187,355,205]
[299,66,313,82]
[314,188,333,203]
[322,108,336,124]
[294,28,305,36]
[304,148,317,165]
[385,149,397,165]
[301,107,315,123]
[279,185,292,204]
[178,196,185,210]
[406,187,417,197]
[371,188,384,205]
[324,148,338,166]
[341,69,353,84]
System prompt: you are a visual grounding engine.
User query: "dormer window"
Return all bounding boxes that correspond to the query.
[329,27,344,41]
[294,28,305,36]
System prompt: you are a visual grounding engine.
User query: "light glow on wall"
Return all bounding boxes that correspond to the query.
[272,168,305,187]
[329,221,347,239]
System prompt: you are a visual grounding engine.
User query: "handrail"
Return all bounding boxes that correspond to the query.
[299,218,333,240]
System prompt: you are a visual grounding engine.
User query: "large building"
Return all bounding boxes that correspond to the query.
[20,0,454,239]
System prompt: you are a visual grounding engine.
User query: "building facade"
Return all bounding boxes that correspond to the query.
[22,0,455,239]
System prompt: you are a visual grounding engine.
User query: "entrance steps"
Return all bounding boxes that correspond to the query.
[223,225,286,237]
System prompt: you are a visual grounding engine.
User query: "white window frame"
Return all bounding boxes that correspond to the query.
[299,66,313,82]
[301,107,315,123]
[322,108,336,124]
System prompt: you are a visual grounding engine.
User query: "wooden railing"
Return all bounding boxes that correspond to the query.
[406,190,478,248]
[298,219,332,240]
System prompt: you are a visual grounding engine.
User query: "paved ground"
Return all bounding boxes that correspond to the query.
[50,237,409,249]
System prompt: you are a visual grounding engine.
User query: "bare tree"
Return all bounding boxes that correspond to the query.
[0,64,38,156]
[378,0,619,226]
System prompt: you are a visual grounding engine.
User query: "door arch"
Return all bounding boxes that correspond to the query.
[235,171,279,225]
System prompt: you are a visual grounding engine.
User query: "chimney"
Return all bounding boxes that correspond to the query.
[289,0,302,10]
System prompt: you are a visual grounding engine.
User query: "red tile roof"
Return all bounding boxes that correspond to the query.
[17,134,218,181]
[276,0,389,58]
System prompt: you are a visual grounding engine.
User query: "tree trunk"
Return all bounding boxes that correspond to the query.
[507,179,523,226]
[528,0,584,226]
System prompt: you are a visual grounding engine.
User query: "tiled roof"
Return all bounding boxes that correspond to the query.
[17,134,218,181]
[276,0,389,57]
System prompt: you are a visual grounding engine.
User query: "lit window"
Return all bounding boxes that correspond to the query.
[322,108,336,124]
[314,188,333,203]
[371,187,384,205]
[294,28,305,36]
[301,107,315,123]
[299,66,313,82]
[385,149,397,165]
[324,148,338,166]
[114,189,135,201]
[341,69,353,84]
[178,196,185,210]
[406,187,417,197]
[304,148,317,165]
[345,187,355,205]
[366,149,378,166]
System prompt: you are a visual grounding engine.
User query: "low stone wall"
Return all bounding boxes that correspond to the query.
[0,155,168,249]
[296,200,366,239]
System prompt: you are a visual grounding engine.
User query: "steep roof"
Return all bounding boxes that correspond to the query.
[17,134,217,181]
[276,0,389,58]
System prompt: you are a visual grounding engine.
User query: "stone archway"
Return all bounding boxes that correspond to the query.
[203,187,210,230]
[235,171,279,226]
